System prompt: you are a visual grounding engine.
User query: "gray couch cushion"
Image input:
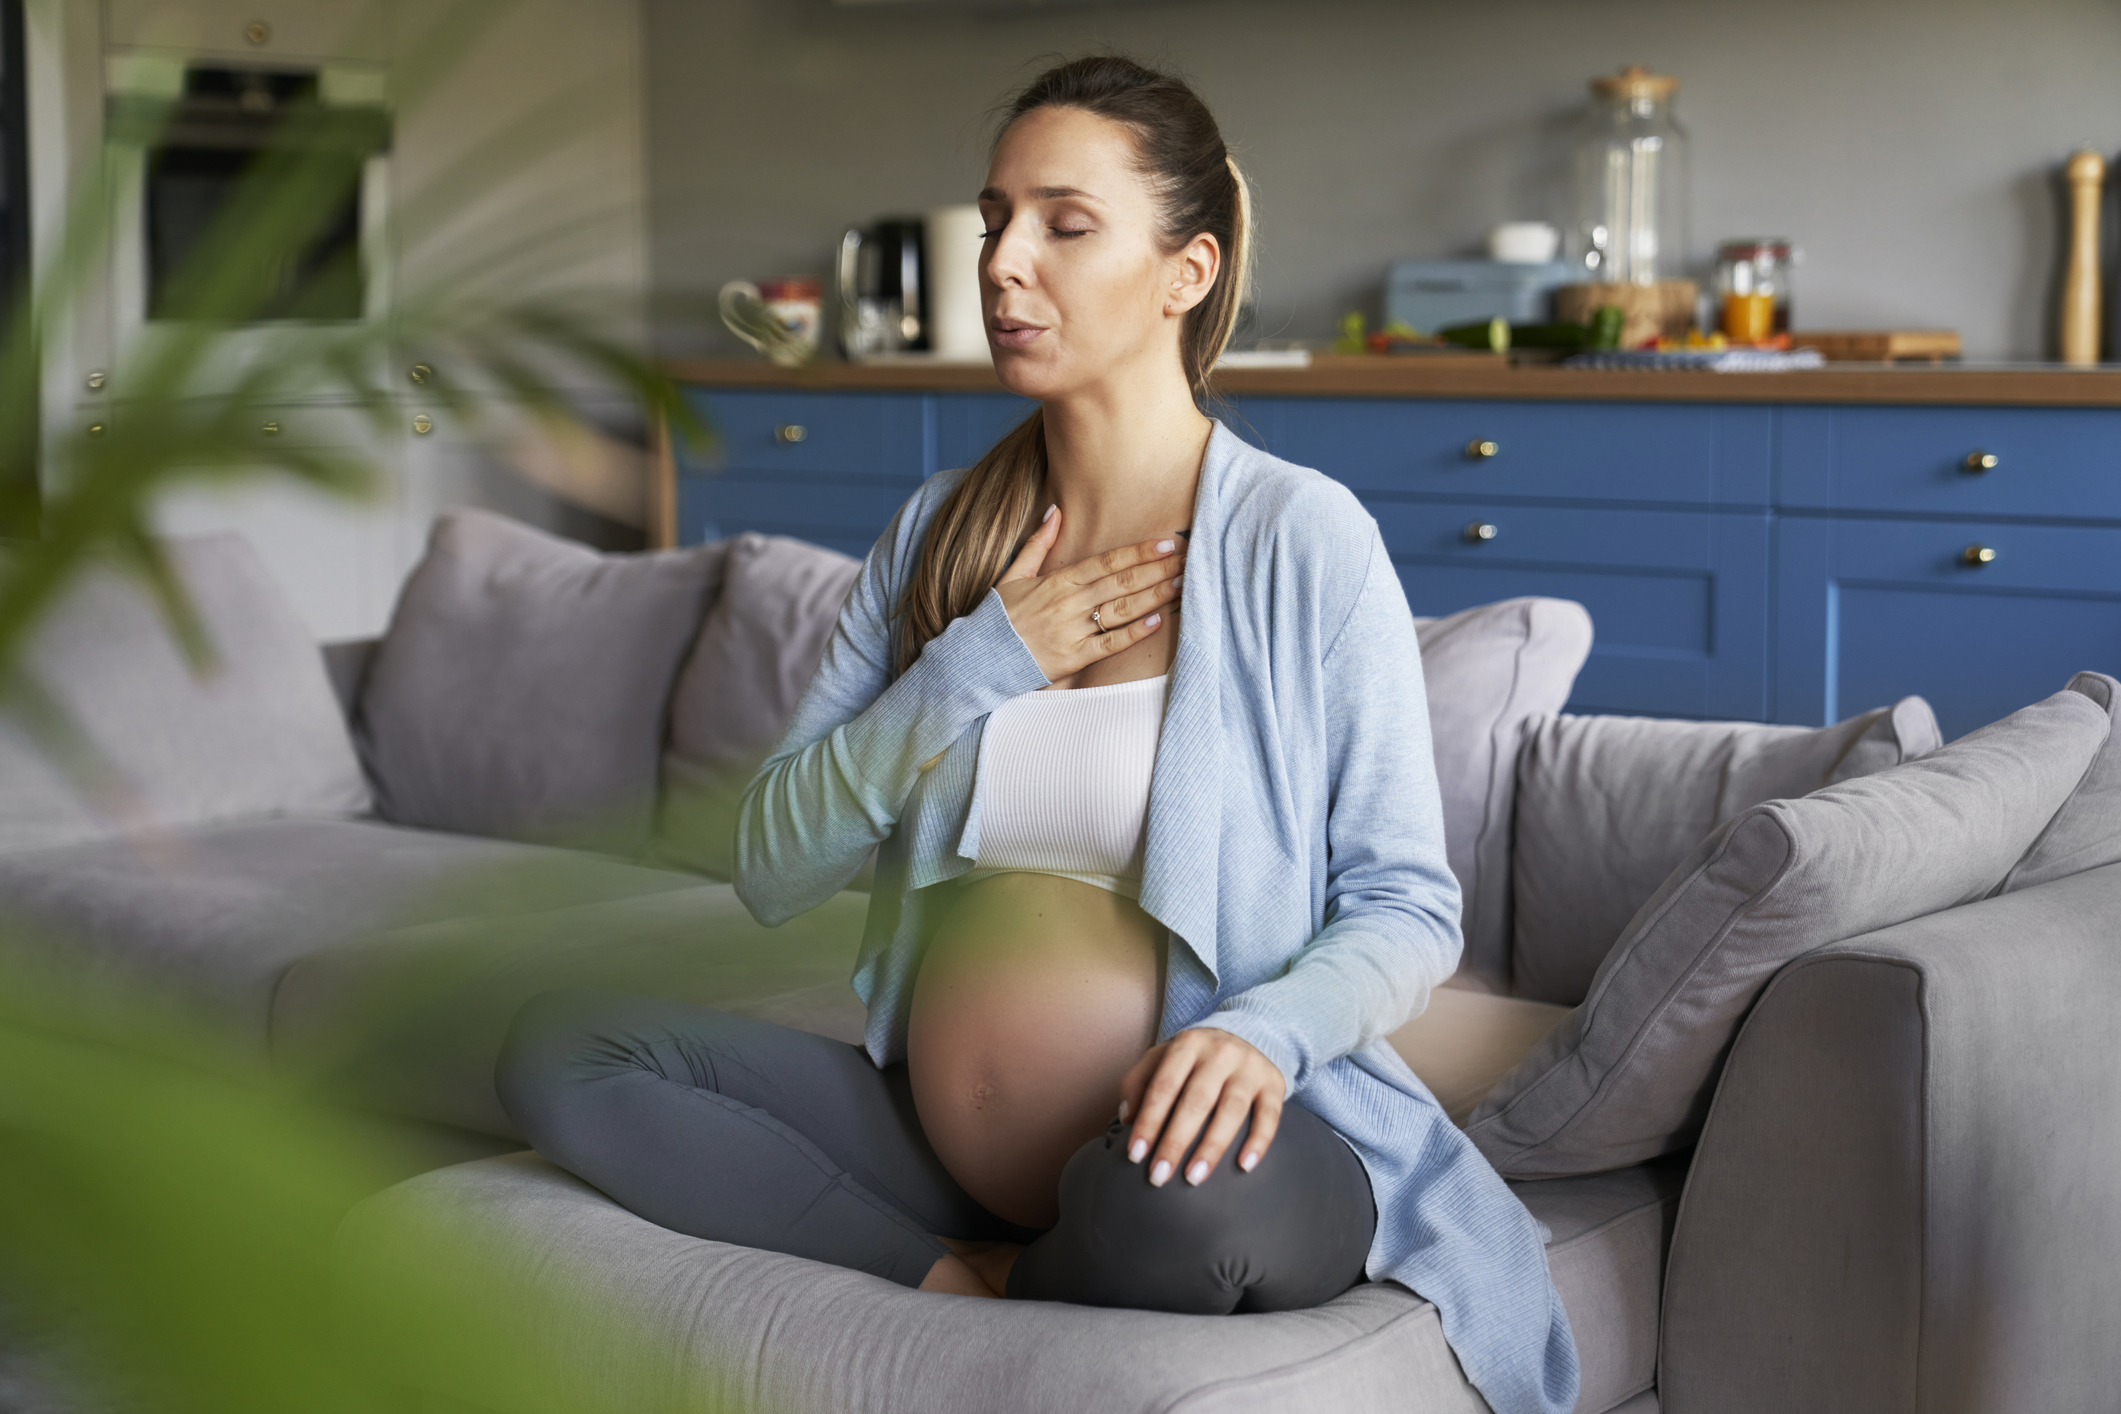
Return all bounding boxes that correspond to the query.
[2000,671,2121,893]
[1412,597,1594,992]
[0,534,370,853]
[333,1147,1675,1414]
[273,882,874,1138]
[654,533,862,879]
[0,817,698,1043]
[1468,684,2109,1179]
[1511,699,1941,1006]
[358,510,726,852]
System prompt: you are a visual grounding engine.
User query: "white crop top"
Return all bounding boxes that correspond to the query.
[962,673,1170,898]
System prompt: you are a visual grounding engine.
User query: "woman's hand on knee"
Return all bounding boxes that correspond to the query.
[994,505,1184,681]
[1117,1029,1286,1188]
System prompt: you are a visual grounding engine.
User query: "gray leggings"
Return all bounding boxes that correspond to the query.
[495,990,1376,1313]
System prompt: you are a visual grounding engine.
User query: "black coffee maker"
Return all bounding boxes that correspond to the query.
[837,218,928,359]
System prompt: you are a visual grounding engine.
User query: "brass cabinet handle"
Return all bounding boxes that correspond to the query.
[1962,544,1997,566]
[411,413,434,435]
[409,363,434,386]
[1464,438,1500,461]
[774,423,807,444]
[260,420,282,436]
[1464,521,1499,543]
[84,369,106,392]
[1963,450,1999,474]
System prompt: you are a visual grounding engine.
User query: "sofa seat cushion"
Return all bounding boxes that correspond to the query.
[271,883,874,1138]
[0,817,700,1043]
[333,1149,1679,1414]
[1389,987,1571,1127]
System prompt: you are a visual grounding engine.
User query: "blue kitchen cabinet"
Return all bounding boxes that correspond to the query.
[672,379,2121,731]
[1774,514,2121,739]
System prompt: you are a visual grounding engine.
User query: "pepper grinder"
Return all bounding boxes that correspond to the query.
[2061,148,2105,366]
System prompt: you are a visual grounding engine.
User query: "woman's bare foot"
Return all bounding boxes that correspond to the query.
[918,1251,1000,1297]
[918,1239,1028,1298]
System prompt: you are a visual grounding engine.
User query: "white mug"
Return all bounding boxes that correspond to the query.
[1487,222,1561,265]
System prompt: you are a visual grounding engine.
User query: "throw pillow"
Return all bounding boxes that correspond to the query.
[1467,682,2109,1179]
[1510,698,1941,1005]
[357,510,726,853]
[1412,597,1594,991]
[654,534,863,879]
[1997,671,2121,893]
[0,535,371,852]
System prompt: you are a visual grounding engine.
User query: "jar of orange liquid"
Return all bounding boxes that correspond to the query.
[1715,239,1794,344]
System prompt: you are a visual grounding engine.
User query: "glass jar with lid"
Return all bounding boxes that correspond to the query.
[1569,66,1690,286]
[1714,239,1796,343]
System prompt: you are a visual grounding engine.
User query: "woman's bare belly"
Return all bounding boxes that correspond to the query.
[907,872,1165,1229]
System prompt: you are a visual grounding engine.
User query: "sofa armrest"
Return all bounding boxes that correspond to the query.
[322,638,379,721]
[1660,862,2121,1414]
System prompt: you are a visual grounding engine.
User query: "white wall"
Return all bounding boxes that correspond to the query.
[643,0,2121,363]
[27,0,651,641]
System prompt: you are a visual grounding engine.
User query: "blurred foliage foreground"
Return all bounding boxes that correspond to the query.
[0,3,720,1409]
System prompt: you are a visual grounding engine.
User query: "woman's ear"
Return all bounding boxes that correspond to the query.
[1164,233,1222,317]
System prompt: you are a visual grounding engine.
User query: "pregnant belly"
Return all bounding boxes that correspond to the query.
[908,873,1166,1229]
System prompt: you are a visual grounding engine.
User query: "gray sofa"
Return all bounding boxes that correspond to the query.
[4,510,2117,1414]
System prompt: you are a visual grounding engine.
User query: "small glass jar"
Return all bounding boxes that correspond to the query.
[1714,239,1795,342]
[1569,66,1690,287]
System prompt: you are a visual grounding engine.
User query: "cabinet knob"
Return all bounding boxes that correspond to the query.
[411,413,434,435]
[408,363,434,386]
[1464,521,1499,544]
[774,423,807,444]
[1464,438,1500,461]
[1962,450,1999,474]
[260,420,281,436]
[1962,543,1998,567]
[84,369,106,392]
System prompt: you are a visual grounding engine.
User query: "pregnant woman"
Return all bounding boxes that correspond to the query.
[497,56,1575,1414]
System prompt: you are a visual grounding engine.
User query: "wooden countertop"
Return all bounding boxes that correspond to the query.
[664,355,2121,408]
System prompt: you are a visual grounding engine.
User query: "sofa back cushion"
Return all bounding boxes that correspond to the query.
[1999,671,2121,893]
[1511,698,1941,1005]
[654,533,862,878]
[1466,681,2108,1179]
[1412,597,1594,991]
[0,534,371,852]
[357,510,725,853]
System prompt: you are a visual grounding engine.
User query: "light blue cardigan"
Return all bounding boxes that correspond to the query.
[735,421,1578,1414]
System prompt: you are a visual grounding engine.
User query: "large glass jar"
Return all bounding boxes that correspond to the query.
[1569,66,1690,286]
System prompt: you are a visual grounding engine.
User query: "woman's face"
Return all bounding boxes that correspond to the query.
[977,105,1219,401]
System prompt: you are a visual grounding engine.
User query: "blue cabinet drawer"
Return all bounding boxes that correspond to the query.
[1368,499,1770,720]
[677,474,910,562]
[1774,515,2121,739]
[679,389,927,481]
[1779,406,2121,521]
[1271,398,1772,507]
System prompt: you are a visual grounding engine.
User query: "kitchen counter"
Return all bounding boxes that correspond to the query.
[663,355,2121,407]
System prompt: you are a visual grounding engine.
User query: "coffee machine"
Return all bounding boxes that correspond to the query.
[837,218,927,359]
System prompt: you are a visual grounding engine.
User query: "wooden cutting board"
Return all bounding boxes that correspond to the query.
[1795,329,1962,363]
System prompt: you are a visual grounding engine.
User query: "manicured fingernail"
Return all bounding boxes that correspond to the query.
[1144,613,1161,628]
[1186,1160,1209,1185]
[1150,1160,1172,1186]
[1239,1151,1259,1172]
[1128,1139,1147,1163]
[1117,1099,1130,1123]
[1043,504,1056,523]
[1173,574,1183,589]
[1155,539,1175,552]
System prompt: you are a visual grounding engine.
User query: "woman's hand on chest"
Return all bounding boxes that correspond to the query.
[995,505,1184,685]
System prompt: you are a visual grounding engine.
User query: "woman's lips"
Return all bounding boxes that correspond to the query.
[990,320,1048,351]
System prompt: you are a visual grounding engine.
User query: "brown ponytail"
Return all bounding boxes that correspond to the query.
[895,55,1252,673]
